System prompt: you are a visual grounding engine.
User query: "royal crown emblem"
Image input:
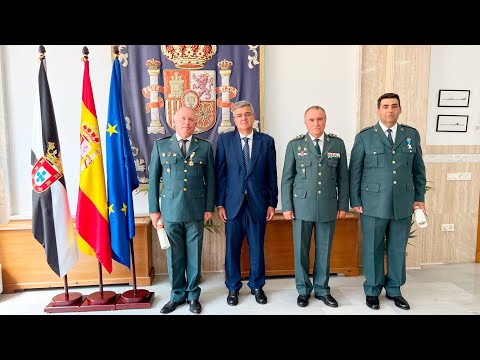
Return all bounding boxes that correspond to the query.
[161,45,217,70]
[217,59,233,71]
[79,123,101,171]
[45,141,63,173]
[146,58,161,71]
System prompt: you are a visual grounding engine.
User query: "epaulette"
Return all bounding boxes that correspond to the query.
[400,123,414,129]
[328,133,342,140]
[359,125,374,133]
[291,134,305,141]
[156,135,173,142]
[193,136,211,144]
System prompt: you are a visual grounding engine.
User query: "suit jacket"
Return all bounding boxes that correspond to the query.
[349,122,426,220]
[216,129,278,220]
[148,135,215,222]
[281,133,349,222]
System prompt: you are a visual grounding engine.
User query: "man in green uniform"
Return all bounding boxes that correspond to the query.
[149,107,215,314]
[349,93,427,310]
[281,105,349,308]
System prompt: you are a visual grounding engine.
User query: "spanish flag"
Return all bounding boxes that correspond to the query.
[75,55,112,273]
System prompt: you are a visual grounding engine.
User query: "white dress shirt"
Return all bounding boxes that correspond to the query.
[308,132,325,154]
[175,133,193,154]
[239,131,253,158]
[378,122,398,143]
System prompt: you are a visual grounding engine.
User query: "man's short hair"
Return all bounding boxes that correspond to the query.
[231,100,255,116]
[377,93,401,109]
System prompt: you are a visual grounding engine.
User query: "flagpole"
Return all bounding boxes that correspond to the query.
[36,46,83,310]
[79,47,116,308]
[108,46,150,305]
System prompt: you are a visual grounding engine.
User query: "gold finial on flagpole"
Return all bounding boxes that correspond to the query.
[113,45,120,59]
[38,45,46,60]
[82,46,89,61]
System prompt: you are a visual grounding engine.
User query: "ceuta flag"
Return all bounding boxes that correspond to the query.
[106,57,139,268]
[31,54,78,277]
[75,56,112,273]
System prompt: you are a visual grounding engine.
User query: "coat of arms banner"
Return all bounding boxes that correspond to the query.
[115,45,264,184]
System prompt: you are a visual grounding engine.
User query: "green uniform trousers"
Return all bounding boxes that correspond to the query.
[163,219,204,302]
[293,219,336,296]
[361,214,411,297]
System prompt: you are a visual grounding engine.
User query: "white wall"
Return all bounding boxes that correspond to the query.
[3,45,359,217]
[4,45,112,218]
[264,45,359,207]
[427,45,480,145]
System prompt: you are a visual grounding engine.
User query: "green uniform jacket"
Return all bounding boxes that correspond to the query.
[349,122,426,220]
[148,135,215,222]
[281,133,349,222]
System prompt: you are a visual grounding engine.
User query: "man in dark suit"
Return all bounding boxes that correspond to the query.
[216,100,278,306]
[281,105,349,308]
[149,106,215,314]
[349,93,427,310]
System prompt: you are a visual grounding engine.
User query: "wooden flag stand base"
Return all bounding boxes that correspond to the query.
[44,292,85,313]
[44,291,155,313]
[78,290,117,312]
[115,290,155,310]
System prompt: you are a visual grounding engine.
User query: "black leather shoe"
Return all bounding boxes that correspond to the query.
[188,299,202,314]
[227,290,239,306]
[297,294,310,307]
[366,296,380,310]
[314,294,338,307]
[386,294,410,310]
[251,288,267,304]
[160,299,186,314]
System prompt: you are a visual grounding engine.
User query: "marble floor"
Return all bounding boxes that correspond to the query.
[1,263,479,315]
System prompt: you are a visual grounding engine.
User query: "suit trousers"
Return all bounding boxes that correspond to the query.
[225,196,267,291]
[293,219,335,296]
[163,219,204,302]
[360,214,412,297]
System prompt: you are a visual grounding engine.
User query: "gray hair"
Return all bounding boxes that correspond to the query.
[304,105,326,118]
[231,100,255,116]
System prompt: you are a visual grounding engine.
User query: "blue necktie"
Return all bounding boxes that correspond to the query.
[386,129,394,146]
[242,137,250,172]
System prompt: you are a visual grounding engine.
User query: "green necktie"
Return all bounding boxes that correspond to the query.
[386,129,394,146]
[314,138,321,156]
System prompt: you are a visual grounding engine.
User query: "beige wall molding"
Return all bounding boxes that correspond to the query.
[0,46,10,225]
[423,154,480,162]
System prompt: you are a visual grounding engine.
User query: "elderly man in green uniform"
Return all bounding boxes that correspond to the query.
[349,93,427,311]
[281,105,349,308]
[149,106,215,314]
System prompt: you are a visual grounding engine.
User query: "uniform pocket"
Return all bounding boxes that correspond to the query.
[361,183,380,192]
[296,159,311,178]
[189,157,206,176]
[364,148,384,168]
[328,158,338,178]
[161,189,174,199]
[189,189,205,198]
[293,188,307,199]
[160,156,177,177]
[401,146,416,167]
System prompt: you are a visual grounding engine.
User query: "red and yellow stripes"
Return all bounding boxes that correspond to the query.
[76,59,112,273]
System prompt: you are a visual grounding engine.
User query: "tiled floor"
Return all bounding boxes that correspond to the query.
[1,263,479,315]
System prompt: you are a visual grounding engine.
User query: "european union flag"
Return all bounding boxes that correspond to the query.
[106,57,139,268]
